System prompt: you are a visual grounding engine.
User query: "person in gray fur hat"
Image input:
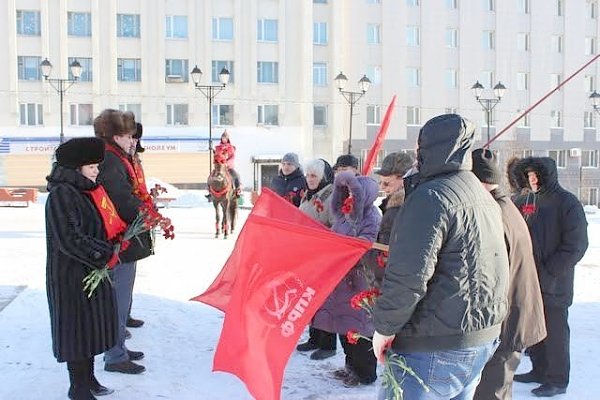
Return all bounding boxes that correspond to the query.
[270,152,307,207]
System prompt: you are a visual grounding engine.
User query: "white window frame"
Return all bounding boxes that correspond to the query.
[117,58,142,82]
[118,104,142,121]
[367,24,381,44]
[407,106,421,125]
[212,17,233,41]
[517,33,530,51]
[69,104,93,126]
[586,37,596,56]
[165,59,189,82]
[367,105,382,125]
[551,73,563,88]
[407,0,420,6]
[482,30,495,49]
[550,110,563,128]
[16,10,41,36]
[518,112,531,128]
[406,26,420,46]
[517,72,529,91]
[445,69,457,89]
[519,0,530,14]
[166,15,188,39]
[212,61,234,84]
[17,56,42,81]
[211,104,234,126]
[446,0,458,9]
[257,105,279,126]
[582,150,599,168]
[483,0,495,12]
[366,65,382,86]
[407,68,420,87]
[166,104,189,126]
[313,22,328,45]
[552,35,564,53]
[557,0,564,16]
[481,71,495,89]
[445,107,458,114]
[68,57,92,82]
[446,28,458,48]
[257,61,279,84]
[585,75,595,92]
[313,63,327,86]
[590,1,598,19]
[548,149,567,168]
[19,103,43,126]
[314,105,328,127]
[257,19,278,42]
[117,14,140,38]
[581,187,599,206]
[67,12,92,37]
[584,111,596,128]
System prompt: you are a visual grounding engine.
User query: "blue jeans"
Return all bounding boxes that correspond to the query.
[378,339,499,400]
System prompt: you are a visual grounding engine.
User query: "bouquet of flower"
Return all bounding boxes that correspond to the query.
[82,203,175,297]
[346,289,429,400]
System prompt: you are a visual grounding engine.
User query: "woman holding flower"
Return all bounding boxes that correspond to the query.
[296,159,338,360]
[311,170,381,387]
[46,137,124,399]
[95,109,151,375]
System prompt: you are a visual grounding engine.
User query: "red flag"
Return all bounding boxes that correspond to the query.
[361,95,397,176]
[191,189,325,311]
[212,212,371,400]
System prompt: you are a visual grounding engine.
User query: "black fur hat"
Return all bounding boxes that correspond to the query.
[55,137,105,168]
[133,122,145,153]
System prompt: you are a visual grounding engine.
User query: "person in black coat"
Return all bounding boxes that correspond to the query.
[46,137,121,400]
[471,149,547,400]
[94,109,151,375]
[513,157,589,397]
[270,152,307,207]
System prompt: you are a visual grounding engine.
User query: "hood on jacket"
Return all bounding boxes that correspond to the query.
[417,114,475,179]
[514,157,559,193]
[331,171,379,222]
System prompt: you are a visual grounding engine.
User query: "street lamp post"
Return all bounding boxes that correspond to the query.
[190,65,230,174]
[471,80,507,146]
[334,72,371,155]
[40,58,82,144]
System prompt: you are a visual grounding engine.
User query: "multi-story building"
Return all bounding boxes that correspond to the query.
[1,0,599,204]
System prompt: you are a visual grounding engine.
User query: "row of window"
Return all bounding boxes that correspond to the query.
[331,0,599,18]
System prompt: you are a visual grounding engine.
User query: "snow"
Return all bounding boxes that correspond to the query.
[0,191,599,399]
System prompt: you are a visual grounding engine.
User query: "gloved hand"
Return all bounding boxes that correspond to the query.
[372,331,395,364]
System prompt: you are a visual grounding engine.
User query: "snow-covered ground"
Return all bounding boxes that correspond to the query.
[0,191,599,399]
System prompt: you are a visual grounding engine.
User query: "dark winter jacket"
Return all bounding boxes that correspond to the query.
[492,188,547,352]
[45,165,118,362]
[97,150,152,263]
[312,172,381,336]
[373,114,509,352]
[270,167,307,207]
[363,191,405,285]
[513,157,589,307]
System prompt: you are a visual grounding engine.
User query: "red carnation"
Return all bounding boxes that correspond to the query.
[341,195,354,215]
[346,330,360,345]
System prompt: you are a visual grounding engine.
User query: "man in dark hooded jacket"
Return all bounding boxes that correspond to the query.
[372,114,509,399]
[471,149,547,400]
[513,157,588,397]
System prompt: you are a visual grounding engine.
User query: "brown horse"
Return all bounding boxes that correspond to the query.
[207,162,238,239]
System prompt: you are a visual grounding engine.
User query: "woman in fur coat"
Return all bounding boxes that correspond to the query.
[46,137,124,399]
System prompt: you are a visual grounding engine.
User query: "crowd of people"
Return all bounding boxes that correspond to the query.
[45,111,589,400]
[271,113,588,399]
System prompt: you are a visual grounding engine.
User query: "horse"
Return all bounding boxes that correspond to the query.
[207,161,238,239]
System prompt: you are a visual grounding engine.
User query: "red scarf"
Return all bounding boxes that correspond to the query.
[87,185,127,241]
[106,143,153,207]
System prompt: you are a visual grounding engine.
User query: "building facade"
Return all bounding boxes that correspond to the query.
[1,0,599,204]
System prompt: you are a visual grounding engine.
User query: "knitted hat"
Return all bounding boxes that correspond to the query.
[55,137,105,169]
[282,152,300,168]
[333,154,359,170]
[133,122,145,153]
[471,148,502,185]
[376,152,415,177]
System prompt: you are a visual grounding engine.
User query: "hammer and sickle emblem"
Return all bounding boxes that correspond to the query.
[101,196,117,224]
[263,285,298,321]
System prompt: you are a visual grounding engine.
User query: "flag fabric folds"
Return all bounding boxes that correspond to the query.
[361,95,397,176]
[192,189,372,400]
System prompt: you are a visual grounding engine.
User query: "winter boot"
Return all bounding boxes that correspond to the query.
[86,358,114,397]
[67,360,97,400]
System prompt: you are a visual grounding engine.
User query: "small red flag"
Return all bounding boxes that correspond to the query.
[361,95,397,176]
[191,189,325,311]
[212,210,371,400]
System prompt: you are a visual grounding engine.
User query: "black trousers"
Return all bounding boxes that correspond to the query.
[339,334,377,384]
[529,305,570,387]
[307,326,337,350]
[474,350,521,400]
[228,168,240,188]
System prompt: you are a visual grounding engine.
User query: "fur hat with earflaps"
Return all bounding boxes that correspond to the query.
[55,137,105,169]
